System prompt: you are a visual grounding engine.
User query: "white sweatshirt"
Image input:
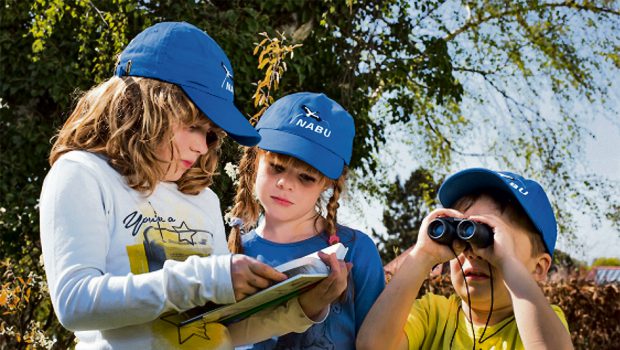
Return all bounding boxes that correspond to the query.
[39,151,312,349]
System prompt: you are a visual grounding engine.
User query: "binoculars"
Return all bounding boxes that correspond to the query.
[427,217,494,248]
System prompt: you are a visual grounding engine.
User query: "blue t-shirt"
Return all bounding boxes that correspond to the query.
[237,225,385,350]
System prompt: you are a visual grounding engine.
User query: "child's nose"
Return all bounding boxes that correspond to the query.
[276,174,293,190]
[191,134,208,155]
[463,245,481,260]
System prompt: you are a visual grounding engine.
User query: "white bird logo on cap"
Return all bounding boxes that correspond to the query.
[221,63,234,93]
[302,105,321,121]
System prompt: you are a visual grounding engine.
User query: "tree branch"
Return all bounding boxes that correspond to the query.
[87,1,109,27]
[444,1,620,43]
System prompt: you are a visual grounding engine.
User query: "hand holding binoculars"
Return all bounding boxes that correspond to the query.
[427,217,494,248]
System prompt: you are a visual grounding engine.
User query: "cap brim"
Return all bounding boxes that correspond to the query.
[257,129,344,180]
[438,168,514,208]
[182,85,260,146]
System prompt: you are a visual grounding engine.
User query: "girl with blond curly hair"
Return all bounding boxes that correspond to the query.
[39,22,348,350]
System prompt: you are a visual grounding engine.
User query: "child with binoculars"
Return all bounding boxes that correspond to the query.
[357,168,574,350]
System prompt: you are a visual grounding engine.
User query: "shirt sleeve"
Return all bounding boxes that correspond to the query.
[551,304,570,331]
[228,297,317,346]
[350,231,387,332]
[39,158,235,331]
[403,294,440,349]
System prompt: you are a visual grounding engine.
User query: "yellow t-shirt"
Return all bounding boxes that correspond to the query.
[403,294,569,350]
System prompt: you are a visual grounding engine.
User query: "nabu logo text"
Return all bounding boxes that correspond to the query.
[292,118,332,137]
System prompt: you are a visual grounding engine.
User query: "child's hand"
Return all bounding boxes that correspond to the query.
[297,251,351,321]
[413,208,467,267]
[231,255,287,301]
[466,214,518,268]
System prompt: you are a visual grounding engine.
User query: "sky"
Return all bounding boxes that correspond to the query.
[339,113,620,266]
[570,116,620,262]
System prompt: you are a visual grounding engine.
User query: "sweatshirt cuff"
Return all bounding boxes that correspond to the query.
[291,297,330,325]
[210,254,236,304]
[162,254,236,310]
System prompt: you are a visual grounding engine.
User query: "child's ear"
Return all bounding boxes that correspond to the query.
[532,253,552,282]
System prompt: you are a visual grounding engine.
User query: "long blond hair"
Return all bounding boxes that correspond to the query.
[227,148,348,253]
[49,76,225,195]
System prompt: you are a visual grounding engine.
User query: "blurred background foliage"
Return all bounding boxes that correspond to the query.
[1,0,619,348]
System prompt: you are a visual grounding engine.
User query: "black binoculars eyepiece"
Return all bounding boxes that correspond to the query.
[427,217,494,247]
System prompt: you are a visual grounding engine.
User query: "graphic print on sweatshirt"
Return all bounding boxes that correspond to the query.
[121,202,230,348]
[123,202,215,274]
[151,319,232,349]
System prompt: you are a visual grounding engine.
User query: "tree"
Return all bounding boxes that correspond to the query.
[4,0,619,253]
[591,257,620,267]
[553,249,586,270]
[344,0,620,243]
[373,168,442,263]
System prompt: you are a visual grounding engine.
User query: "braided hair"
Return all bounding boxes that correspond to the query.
[227,147,261,253]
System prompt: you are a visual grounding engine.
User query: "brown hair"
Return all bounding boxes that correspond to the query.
[49,76,226,195]
[452,189,547,256]
[227,148,347,253]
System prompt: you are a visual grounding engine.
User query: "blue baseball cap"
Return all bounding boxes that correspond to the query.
[255,92,355,179]
[115,21,260,146]
[438,168,557,256]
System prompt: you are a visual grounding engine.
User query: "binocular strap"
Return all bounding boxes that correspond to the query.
[448,247,510,350]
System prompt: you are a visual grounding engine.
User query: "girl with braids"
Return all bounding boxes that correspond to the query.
[228,92,385,350]
[39,23,347,350]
